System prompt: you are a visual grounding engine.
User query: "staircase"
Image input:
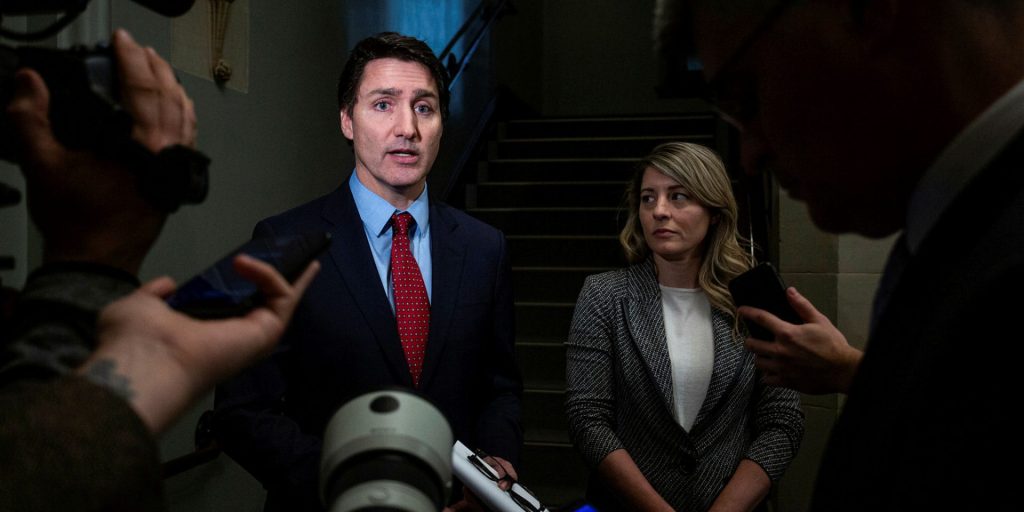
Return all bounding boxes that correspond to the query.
[457,113,727,509]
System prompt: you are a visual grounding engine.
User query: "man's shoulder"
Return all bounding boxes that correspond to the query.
[431,201,503,239]
[256,187,347,233]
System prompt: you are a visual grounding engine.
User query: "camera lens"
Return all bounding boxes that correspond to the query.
[320,389,453,512]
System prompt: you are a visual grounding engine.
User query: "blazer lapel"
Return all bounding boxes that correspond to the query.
[418,203,464,389]
[321,185,412,386]
[623,261,676,416]
[690,309,745,432]
[623,261,746,433]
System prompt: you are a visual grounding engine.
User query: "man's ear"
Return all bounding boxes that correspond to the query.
[340,108,354,140]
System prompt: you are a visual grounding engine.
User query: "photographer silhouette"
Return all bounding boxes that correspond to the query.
[0,27,318,512]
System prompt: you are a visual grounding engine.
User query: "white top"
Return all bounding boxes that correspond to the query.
[660,285,714,431]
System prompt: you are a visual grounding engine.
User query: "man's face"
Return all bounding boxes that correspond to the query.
[692,1,923,237]
[341,58,443,207]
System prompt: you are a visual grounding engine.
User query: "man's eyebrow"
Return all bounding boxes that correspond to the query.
[366,87,400,97]
[364,88,439,101]
[412,89,438,101]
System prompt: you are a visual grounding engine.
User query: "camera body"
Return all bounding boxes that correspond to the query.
[0,43,122,162]
[0,41,209,211]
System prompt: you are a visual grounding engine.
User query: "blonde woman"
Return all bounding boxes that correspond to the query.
[565,142,804,511]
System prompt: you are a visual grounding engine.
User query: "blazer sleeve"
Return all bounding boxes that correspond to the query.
[0,377,164,511]
[474,231,524,464]
[211,220,323,510]
[564,274,625,467]
[744,374,804,481]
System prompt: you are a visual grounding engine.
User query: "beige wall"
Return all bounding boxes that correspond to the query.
[772,192,896,511]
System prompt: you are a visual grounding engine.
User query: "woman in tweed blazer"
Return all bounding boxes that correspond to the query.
[565,142,804,511]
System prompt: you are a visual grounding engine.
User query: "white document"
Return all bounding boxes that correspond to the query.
[451,440,549,512]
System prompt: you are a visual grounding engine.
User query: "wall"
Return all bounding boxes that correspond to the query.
[495,0,707,117]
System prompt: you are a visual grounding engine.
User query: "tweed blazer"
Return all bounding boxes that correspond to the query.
[565,259,804,511]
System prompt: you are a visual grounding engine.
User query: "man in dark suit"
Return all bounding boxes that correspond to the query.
[675,0,1024,510]
[213,32,522,511]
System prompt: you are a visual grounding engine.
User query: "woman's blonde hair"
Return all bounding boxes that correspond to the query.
[619,141,752,318]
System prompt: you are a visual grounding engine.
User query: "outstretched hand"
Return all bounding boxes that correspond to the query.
[740,286,863,394]
[78,255,320,433]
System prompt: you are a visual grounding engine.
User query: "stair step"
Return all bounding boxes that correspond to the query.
[516,341,566,391]
[515,302,575,340]
[470,207,626,236]
[518,442,589,509]
[508,235,626,268]
[491,135,714,159]
[522,389,570,445]
[513,267,609,303]
[467,181,627,209]
[480,158,639,182]
[500,115,717,139]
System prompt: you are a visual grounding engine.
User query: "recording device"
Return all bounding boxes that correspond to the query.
[0,0,206,211]
[728,262,803,340]
[166,232,331,319]
[321,389,453,512]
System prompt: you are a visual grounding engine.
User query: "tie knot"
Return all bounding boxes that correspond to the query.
[392,212,413,237]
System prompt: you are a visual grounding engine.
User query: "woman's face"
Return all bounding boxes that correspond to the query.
[638,167,714,264]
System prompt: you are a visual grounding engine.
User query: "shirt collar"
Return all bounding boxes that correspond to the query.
[906,77,1024,253]
[348,172,430,237]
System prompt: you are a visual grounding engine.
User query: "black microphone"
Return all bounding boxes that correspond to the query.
[1,0,196,17]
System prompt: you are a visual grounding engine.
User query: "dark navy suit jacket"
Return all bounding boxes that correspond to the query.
[213,184,522,511]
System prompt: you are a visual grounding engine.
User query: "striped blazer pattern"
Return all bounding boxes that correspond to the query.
[565,259,804,511]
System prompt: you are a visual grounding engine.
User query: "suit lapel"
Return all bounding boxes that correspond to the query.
[322,185,413,386]
[418,203,464,389]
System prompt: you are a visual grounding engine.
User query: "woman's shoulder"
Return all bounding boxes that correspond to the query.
[581,261,656,296]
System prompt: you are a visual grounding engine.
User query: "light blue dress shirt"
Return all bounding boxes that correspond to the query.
[348,172,432,310]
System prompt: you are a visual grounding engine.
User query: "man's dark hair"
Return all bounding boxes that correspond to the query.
[337,32,451,122]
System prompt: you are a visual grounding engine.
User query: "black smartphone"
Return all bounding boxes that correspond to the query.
[728,262,802,340]
[166,231,331,319]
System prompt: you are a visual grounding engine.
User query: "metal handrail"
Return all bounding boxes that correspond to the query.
[437,0,510,87]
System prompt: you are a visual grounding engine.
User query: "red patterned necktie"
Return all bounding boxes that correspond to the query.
[390,212,429,387]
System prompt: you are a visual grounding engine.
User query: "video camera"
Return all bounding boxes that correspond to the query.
[0,0,207,212]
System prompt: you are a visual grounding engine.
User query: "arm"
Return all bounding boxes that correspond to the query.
[0,378,163,511]
[740,286,863,394]
[452,232,522,512]
[211,220,326,509]
[474,232,523,462]
[716,352,804,510]
[707,459,771,512]
[78,253,319,434]
[596,449,675,512]
[565,276,670,510]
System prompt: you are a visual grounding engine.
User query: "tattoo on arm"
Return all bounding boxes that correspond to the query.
[81,359,135,402]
